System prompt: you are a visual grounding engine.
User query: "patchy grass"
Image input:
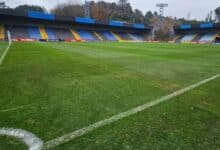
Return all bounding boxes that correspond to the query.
[0,42,219,149]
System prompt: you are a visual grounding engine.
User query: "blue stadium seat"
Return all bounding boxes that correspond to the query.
[101,31,117,41]
[77,30,95,41]
[180,34,196,42]
[45,28,56,40]
[199,34,216,43]
[28,26,41,39]
[131,33,144,41]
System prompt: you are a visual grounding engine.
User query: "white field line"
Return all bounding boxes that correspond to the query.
[0,102,41,113]
[0,42,12,65]
[44,73,220,149]
[0,128,43,150]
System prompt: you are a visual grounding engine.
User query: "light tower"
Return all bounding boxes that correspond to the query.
[119,0,128,8]
[0,2,8,9]
[152,3,168,40]
[156,3,168,17]
[84,0,90,18]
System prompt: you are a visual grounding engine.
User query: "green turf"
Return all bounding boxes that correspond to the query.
[0,42,219,149]
[0,41,8,58]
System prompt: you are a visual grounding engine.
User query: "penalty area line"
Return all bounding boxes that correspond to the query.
[43,73,220,149]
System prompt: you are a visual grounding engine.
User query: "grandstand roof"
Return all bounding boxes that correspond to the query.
[0,10,152,30]
[175,22,220,30]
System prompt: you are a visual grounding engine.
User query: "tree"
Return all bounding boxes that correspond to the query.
[90,2,109,21]
[215,7,220,22]
[133,9,144,23]
[145,11,154,24]
[51,3,84,17]
[118,0,128,7]
[14,5,46,14]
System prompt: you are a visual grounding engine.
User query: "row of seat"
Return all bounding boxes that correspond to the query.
[2,25,145,42]
[176,33,218,43]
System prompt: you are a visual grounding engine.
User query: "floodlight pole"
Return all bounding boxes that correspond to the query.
[152,3,168,40]
[84,0,90,18]
[156,3,168,20]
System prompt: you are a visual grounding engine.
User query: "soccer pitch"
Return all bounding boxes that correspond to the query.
[0,42,220,149]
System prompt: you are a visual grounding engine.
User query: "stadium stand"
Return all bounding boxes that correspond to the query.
[174,23,220,44]
[0,11,152,42]
[6,25,29,39]
[199,34,217,43]
[39,26,48,40]
[111,32,123,42]
[45,27,56,40]
[215,35,220,44]
[93,31,103,41]
[180,34,197,43]
[192,34,203,42]
[0,24,4,40]
[28,26,41,40]
[115,32,133,41]
[70,29,81,41]
[77,29,96,41]
[0,10,151,42]
[51,28,74,41]
[128,33,144,41]
[101,31,117,41]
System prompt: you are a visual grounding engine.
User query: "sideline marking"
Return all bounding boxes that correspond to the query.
[44,74,220,149]
[0,42,12,65]
[0,128,43,150]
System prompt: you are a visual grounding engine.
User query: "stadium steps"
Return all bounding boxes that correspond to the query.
[97,31,109,41]
[77,30,96,41]
[93,31,103,41]
[111,32,123,42]
[70,29,81,41]
[116,32,133,42]
[0,25,4,40]
[133,33,145,41]
[127,33,140,41]
[39,26,48,40]
[192,34,203,42]
[52,28,74,40]
[199,34,218,43]
[190,34,197,42]
[176,36,183,43]
[100,31,117,41]
[180,34,197,43]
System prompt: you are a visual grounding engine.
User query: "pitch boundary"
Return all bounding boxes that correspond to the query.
[0,41,12,66]
[43,73,220,149]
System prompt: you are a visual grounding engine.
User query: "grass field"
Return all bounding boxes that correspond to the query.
[0,41,220,150]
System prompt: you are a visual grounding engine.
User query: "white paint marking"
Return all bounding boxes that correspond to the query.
[44,74,220,149]
[0,42,12,65]
[0,128,43,150]
[0,102,42,113]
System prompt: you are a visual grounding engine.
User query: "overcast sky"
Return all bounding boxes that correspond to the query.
[3,0,220,20]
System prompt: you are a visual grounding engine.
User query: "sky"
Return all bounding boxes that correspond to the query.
[3,0,220,21]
